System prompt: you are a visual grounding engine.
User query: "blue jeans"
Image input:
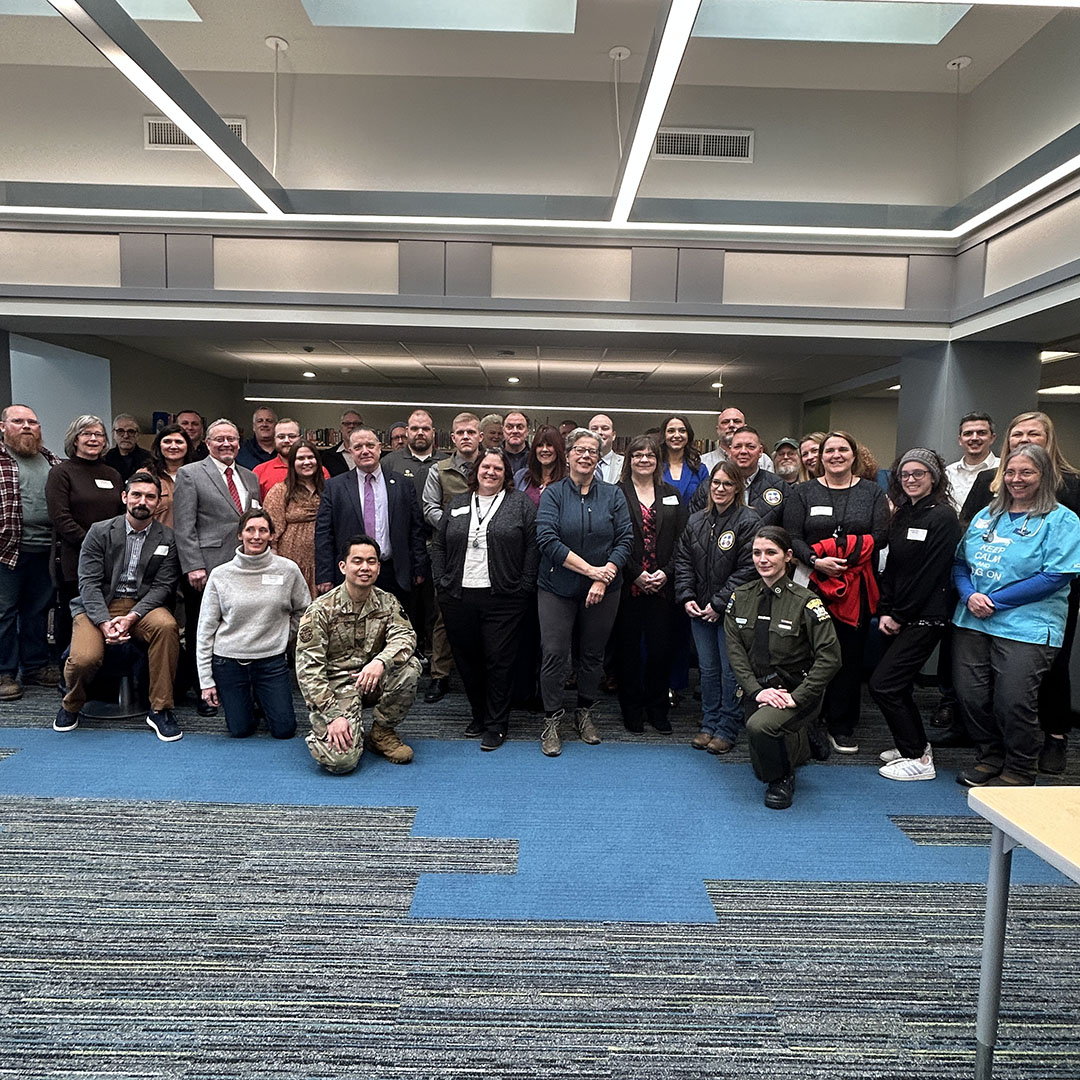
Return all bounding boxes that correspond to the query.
[0,548,53,678]
[212,653,296,739]
[690,618,743,741]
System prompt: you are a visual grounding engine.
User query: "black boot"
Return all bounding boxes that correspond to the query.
[765,774,795,810]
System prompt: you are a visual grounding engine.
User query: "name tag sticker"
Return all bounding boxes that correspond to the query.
[251,499,261,509]
[662,495,679,505]
[262,574,284,585]
[451,506,470,517]
[810,505,833,517]
[94,478,114,489]
[906,527,928,542]
[153,545,169,556]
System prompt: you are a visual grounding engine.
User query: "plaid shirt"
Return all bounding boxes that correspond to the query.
[0,440,62,568]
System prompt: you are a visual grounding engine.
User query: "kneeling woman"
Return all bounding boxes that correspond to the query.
[197,509,312,738]
[433,447,538,750]
[725,527,842,809]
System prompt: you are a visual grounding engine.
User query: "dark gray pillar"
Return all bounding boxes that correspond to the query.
[0,330,10,406]
[895,342,1041,459]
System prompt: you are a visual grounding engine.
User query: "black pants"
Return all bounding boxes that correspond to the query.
[868,623,944,759]
[614,589,676,728]
[1038,577,1079,736]
[822,614,870,737]
[441,590,527,735]
[407,574,436,659]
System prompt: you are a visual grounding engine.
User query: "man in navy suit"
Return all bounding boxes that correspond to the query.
[315,426,428,604]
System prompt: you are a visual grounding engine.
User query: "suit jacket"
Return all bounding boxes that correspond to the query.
[619,479,688,598]
[72,516,180,624]
[323,443,353,478]
[315,463,429,593]
[172,457,261,575]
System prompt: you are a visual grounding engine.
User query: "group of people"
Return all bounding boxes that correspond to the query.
[1,399,1077,807]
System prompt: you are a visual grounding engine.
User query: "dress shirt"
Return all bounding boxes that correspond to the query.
[209,456,251,511]
[945,453,998,510]
[357,466,391,560]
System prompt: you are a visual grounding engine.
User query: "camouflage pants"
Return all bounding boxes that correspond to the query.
[305,656,421,775]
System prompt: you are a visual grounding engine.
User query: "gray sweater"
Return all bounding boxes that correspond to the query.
[196,547,311,688]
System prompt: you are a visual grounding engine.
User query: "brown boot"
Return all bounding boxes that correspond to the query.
[366,723,414,764]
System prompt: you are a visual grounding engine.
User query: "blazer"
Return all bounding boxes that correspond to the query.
[172,457,261,575]
[71,515,180,624]
[618,478,687,598]
[314,463,429,593]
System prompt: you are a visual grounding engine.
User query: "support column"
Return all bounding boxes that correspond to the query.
[0,330,10,405]
[895,342,1041,459]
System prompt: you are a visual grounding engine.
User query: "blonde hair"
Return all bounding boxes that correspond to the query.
[987,411,1078,495]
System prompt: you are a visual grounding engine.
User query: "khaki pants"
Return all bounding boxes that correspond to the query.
[63,599,179,714]
[305,656,421,775]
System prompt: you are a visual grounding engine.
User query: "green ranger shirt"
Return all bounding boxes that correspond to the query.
[724,577,841,711]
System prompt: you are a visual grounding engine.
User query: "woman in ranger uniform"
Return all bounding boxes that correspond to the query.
[725,526,842,810]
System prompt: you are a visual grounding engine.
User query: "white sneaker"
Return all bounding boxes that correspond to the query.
[879,755,936,782]
[880,742,930,764]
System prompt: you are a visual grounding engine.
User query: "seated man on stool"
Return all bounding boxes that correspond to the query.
[297,534,422,774]
[54,471,182,741]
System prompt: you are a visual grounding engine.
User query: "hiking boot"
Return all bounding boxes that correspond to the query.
[26,665,62,688]
[366,722,413,764]
[575,705,601,745]
[706,736,734,755]
[541,710,563,757]
[691,731,712,750]
[0,675,23,702]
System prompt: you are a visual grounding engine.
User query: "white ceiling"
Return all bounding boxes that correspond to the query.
[0,0,1060,93]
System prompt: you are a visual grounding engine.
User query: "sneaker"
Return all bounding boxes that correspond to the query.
[575,705,601,745]
[691,731,712,750]
[0,675,23,702]
[146,709,183,743]
[481,730,505,752]
[956,764,1001,787]
[53,706,79,732]
[828,732,859,755]
[541,710,563,757]
[464,718,483,737]
[880,742,930,764]
[706,736,734,755]
[647,714,673,735]
[985,772,1035,787]
[1038,734,1067,775]
[366,722,413,764]
[879,755,936,782]
[764,774,795,810]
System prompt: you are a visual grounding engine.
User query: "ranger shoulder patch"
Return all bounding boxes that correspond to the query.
[805,597,830,623]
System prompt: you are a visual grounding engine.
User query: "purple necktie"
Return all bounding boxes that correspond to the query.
[363,472,376,536]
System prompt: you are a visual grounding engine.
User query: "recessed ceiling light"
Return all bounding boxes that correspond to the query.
[507,376,520,384]
[302,370,316,378]
[711,381,723,388]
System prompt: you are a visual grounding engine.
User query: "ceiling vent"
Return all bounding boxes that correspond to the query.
[594,370,650,380]
[144,116,247,150]
[654,127,753,163]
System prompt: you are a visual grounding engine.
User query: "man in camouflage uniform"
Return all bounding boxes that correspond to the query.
[297,534,422,774]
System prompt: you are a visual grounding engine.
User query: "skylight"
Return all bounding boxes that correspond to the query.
[4,0,199,18]
[301,0,577,33]
[693,0,970,46]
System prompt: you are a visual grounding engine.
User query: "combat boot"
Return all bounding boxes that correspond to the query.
[366,722,414,764]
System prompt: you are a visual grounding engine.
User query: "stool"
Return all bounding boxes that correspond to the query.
[65,640,151,720]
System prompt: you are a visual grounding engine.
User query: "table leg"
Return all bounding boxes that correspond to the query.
[975,824,1014,1080]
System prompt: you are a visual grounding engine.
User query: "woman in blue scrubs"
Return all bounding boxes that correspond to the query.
[953,444,1080,787]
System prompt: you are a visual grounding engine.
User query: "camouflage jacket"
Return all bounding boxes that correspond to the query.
[295,584,417,716]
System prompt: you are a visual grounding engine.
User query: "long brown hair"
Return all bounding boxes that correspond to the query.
[524,425,567,488]
[659,414,702,471]
[284,440,325,503]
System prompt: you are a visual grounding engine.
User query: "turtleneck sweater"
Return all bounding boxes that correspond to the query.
[196,546,311,687]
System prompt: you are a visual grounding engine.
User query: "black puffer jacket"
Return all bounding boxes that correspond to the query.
[673,503,760,612]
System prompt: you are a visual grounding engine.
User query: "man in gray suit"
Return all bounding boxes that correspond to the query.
[53,472,182,740]
[172,418,261,714]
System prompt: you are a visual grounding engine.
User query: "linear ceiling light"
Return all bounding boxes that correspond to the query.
[881,0,1080,5]
[610,0,703,225]
[48,0,288,216]
[245,395,724,417]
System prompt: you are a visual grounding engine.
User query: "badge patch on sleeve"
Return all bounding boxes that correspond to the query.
[717,530,736,552]
[298,625,314,643]
[806,597,830,622]
[763,488,783,506]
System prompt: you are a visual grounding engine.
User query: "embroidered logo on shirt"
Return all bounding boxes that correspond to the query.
[717,530,735,552]
[763,488,783,506]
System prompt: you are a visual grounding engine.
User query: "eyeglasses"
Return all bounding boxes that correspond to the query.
[570,446,600,458]
[899,469,929,481]
[1004,469,1040,481]
[710,479,738,489]
[81,431,107,439]
[630,452,656,462]
[113,428,139,437]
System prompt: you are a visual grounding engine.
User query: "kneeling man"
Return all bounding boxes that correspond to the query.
[54,471,182,740]
[297,534,422,774]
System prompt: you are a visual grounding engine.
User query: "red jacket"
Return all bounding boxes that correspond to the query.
[810,534,879,628]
